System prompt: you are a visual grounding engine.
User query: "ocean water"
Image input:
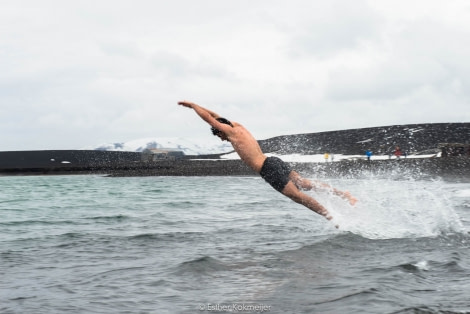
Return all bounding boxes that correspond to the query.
[0,174,469,314]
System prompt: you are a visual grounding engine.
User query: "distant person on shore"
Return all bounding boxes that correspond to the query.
[324,153,329,162]
[178,100,357,222]
[394,146,402,159]
[366,150,373,161]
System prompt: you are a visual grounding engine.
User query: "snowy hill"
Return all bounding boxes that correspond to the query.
[84,137,233,156]
[83,123,469,157]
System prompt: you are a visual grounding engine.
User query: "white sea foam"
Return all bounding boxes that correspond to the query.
[313,177,465,239]
[455,189,470,198]
[413,260,430,271]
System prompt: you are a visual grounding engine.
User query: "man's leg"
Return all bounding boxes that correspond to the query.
[288,171,357,206]
[289,171,315,190]
[281,181,332,220]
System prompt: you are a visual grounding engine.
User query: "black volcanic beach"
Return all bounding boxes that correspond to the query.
[1,122,469,179]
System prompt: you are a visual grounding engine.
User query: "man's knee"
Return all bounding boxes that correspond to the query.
[289,172,312,190]
[281,184,303,203]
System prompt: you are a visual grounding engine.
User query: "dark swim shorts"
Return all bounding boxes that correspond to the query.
[259,156,292,192]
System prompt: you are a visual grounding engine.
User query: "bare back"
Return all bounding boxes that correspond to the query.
[226,123,267,173]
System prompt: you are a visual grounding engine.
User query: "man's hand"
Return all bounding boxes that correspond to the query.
[178,100,196,108]
[178,100,221,120]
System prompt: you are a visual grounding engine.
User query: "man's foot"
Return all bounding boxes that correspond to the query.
[343,191,358,206]
[349,196,358,206]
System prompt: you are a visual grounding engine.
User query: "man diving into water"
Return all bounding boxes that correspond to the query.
[178,101,357,221]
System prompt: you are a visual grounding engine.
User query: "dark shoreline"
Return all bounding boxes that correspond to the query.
[2,157,469,182]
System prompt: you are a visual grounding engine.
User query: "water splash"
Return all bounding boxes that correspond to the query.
[313,176,465,239]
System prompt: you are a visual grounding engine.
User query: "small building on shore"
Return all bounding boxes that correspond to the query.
[141,148,185,162]
[439,143,470,157]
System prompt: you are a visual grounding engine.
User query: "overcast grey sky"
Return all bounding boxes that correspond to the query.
[1,0,469,150]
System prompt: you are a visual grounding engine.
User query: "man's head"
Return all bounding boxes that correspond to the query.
[211,117,233,141]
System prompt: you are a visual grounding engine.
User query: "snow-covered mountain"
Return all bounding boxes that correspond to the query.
[81,123,469,158]
[82,137,233,156]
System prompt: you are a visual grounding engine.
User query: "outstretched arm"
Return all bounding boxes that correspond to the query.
[178,100,236,136]
[178,100,220,120]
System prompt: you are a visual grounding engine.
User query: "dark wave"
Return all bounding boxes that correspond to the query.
[313,287,379,305]
[82,214,130,222]
[0,219,78,227]
[127,231,207,243]
[391,306,470,314]
[174,256,232,275]
[398,260,465,273]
